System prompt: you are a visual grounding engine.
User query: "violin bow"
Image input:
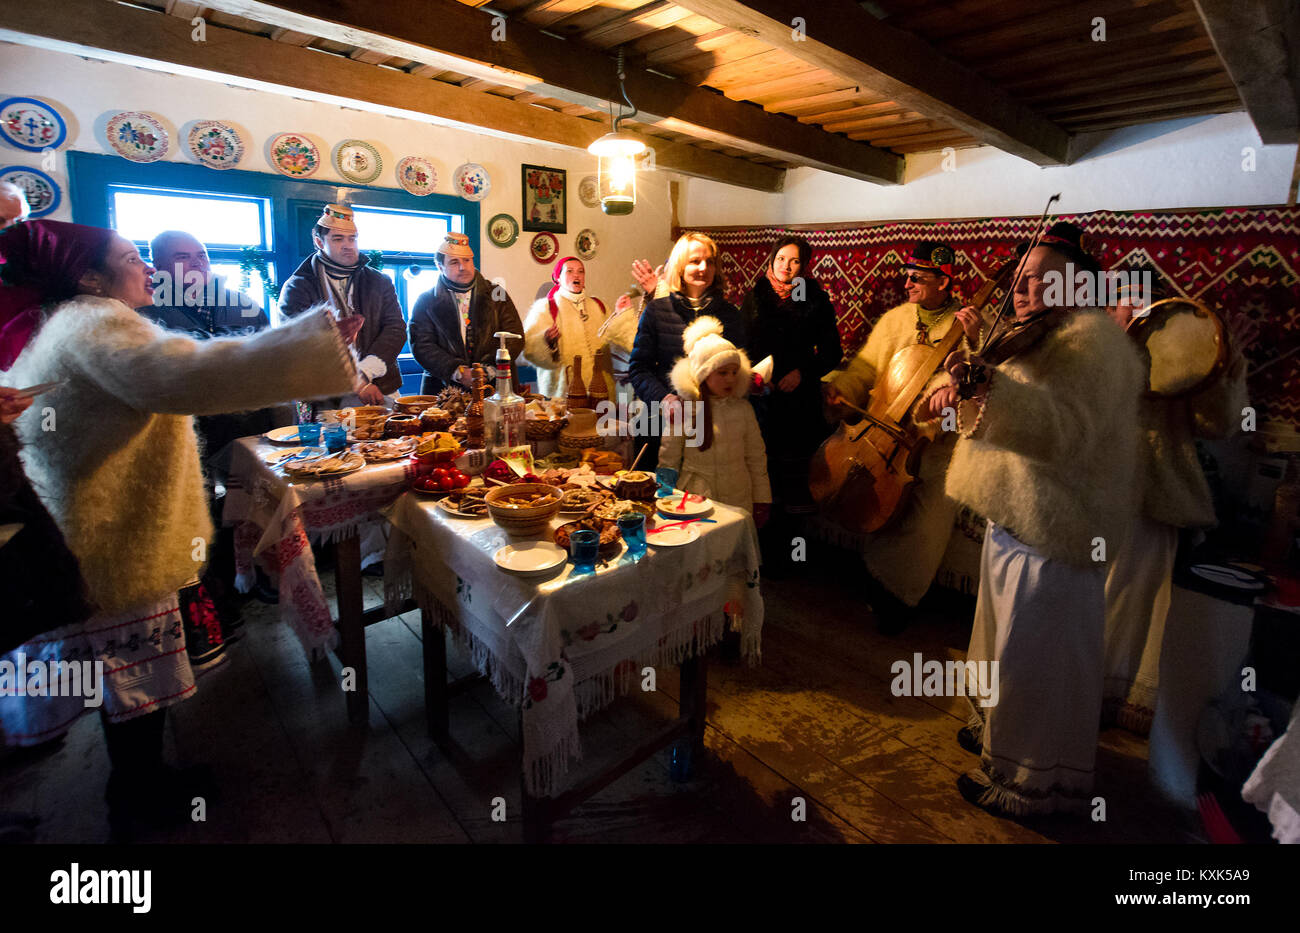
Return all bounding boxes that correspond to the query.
[976,192,1061,358]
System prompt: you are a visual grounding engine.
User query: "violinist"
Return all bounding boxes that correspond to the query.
[923,221,1145,818]
[822,241,967,634]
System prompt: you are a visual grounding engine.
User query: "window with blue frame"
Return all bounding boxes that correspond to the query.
[68,151,480,394]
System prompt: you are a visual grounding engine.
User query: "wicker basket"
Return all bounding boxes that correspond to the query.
[525,417,568,440]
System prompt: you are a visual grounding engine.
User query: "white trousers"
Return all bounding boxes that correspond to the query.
[967,523,1106,815]
[1103,514,1177,714]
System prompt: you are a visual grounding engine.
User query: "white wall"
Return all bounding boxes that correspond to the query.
[679,111,1298,227]
[0,42,675,310]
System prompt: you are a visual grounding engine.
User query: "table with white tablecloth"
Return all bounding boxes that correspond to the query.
[381,490,764,813]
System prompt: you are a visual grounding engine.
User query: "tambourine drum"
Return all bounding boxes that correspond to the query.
[1126,297,1226,397]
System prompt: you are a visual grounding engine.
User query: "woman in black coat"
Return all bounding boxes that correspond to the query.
[627,233,748,476]
[741,236,842,571]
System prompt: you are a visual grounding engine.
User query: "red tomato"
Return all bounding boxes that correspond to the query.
[431,467,449,480]
[437,474,457,491]
[454,472,471,489]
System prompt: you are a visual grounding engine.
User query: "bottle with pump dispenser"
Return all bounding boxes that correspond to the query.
[484,331,525,456]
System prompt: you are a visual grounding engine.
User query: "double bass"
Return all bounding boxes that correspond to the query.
[808,260,1016,534]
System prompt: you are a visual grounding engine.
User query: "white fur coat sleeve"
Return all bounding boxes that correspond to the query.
[54,298,357,414]
[521,298,560,371]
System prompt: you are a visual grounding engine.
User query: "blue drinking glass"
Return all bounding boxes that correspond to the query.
[297,421,322,446]
[655,467,678,497]
[617,512,646,559]
[322,423,347,452]
[569,529,600,574]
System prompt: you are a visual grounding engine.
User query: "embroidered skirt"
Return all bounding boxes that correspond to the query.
[965,522,1105,815]
[0,586,213,747]
[1103,513,1177,718]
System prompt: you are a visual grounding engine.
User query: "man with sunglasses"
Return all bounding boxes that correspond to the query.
[823,241,968,634]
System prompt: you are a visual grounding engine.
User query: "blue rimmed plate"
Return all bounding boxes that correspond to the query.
[0,98,67,152]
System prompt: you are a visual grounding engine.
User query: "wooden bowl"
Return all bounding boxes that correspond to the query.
[395,395,441,415]
[484,483,563,536]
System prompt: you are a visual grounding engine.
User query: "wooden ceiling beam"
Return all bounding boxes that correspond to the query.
[1192,0,1300,144]
[667,0,1072,164]
[185,0,899,183]
[0,0,784,191]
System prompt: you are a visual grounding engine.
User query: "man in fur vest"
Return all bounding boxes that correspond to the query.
[822,241,967,634]
[409,232,524,394]
[924,222,1145,818]
[279,203,407,404]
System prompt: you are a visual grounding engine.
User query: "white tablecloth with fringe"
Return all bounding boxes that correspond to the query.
[223,437,414,656]
[381,492,764,798]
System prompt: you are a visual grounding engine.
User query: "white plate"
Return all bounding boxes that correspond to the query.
[657,494,713,517]
[261,446,324,465]
[647,524,700,547]
[494,541,567,576]
[264,426,305,445]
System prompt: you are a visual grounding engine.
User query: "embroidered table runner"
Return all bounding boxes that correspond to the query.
[223,437,415,656]
[381,493,764,797]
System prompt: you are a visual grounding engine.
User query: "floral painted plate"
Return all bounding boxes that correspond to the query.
[0,98,67,152]
[188,120,245,169]
[396,155,436,195]
[335,139,383,184]
[105,111,169,162]
[487,213,519,248]
[530,232,559,264]
[0,166,59,218]
[578,174,599,208]
[269,132,320,178]
[575,228,598,260]
[453,162,490,201]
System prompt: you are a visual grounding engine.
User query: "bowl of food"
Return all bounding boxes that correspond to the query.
[341,405,390,440]
[394,395,441,415]
[384,413,423,437]
[419,407,454,432]
[613,470,657,502]
[484,482,563,536]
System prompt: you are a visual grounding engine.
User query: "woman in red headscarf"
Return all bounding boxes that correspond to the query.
[0,220,362,836]
[521,256,637,400]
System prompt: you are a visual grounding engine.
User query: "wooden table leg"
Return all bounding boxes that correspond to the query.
[334,533,368,724]
[679,653,708,763]
[422,607,449,742]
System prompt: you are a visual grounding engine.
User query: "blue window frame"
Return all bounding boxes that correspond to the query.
[68,151,480,394]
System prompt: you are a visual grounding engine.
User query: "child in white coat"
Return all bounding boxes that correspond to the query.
[659,316,771,525]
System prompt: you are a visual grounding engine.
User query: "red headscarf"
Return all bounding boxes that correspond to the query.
[0,220,116,369]
[548,256,583,323]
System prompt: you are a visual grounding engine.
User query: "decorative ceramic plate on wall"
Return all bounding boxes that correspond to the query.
[530,232,559,264]
[0,166,60,218]
[0,98,67,152]
[453,162,490,201]
[187,120,245,169]
[105,111,169,162]
[335,139,383,184]
[269,132,320,177]
[578,174,599,209]
[396,156,436,195]
[575,228,598,260]
[487,213,519,248]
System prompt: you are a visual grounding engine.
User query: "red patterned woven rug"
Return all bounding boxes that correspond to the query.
[685,206,1300,430]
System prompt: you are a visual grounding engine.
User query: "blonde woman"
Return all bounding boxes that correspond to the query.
[628,233,747,472]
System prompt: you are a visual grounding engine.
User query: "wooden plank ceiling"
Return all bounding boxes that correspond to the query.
[32,0,1260,185]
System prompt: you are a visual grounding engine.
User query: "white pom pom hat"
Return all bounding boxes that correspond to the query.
[670,315,752,400]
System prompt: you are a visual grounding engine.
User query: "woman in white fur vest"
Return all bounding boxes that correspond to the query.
[0,220,360,837]
[521,256,637,400]
[658,316,771,523]
[923,222,1145,818]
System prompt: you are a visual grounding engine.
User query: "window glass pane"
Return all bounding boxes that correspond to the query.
[404,267,441,311]
[352,206,449,254]
[209,262,270,320]
[113,190,267,249]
